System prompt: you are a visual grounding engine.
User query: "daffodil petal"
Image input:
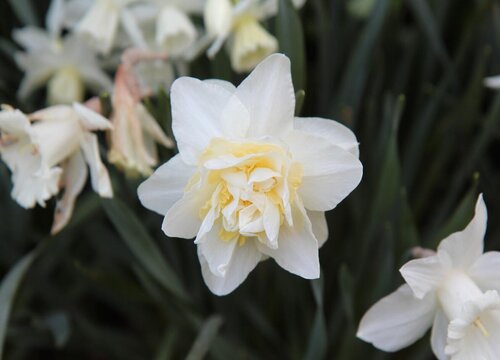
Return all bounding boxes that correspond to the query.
[171,77,233,164]
[51,150,88,235]
[80,132,113,198]
[437,193,487,269]
[308,210,328,247]
[138,155,195,216]
[162,187,213,239]
[294,117,360,157]
[198,222,239,277]
[286,130,362,211]
[73,102,112,131]
[234,53,295,138]
[430,309,448,360]
[357,284,436,352]
[199,240,262,296]
[400,255,445,299]
[469,251,500,292]
[257,202,319,279]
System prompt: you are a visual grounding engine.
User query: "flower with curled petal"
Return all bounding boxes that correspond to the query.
[357,194,500,359]
[138,54,362,295]
[0,103,113,234]
[203,0,306,73]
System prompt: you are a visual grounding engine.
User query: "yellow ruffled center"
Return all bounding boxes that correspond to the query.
[192,138,303,246]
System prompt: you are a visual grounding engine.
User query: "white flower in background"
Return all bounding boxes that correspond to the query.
[203,0,305,72]
[13,28,112,105]
[138,54,362,295]
[108,63,174,177]
[357,194,500,359]
[74,0,150,54]
[0,104,113,234]
[484,75,500,90]
[152,0,204,58]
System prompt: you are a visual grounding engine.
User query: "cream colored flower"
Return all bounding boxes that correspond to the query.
[357,194,500,359]
[74,0,149,54]
[13,28,112,105]
[138,54,362,295]
[108,64,174,177]
[0,104,113,234]
[203,0,306,72]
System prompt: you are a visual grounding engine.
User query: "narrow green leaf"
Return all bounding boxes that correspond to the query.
[338,265,355,327]
[154,329,178,360]
[186,316,223,360]
[336,0,390,118]
[276,0,306,90]
[302,310,328,360]
[303,278,327,360]
[101,198,188,302]
[0,249,38,359]
[407,0,451,67]
[8,0,39,26]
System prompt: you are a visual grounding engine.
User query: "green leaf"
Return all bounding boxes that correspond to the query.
[338,265,355,327]
[0,249,38,359]
[303,278,327,360]
[154,329,178,360]
[185,316,223,360]
[276,0,306,90]
[101,198,188,302]
[407,0,451,67]
[336,0,390,119]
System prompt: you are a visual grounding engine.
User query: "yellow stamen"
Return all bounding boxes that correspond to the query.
[473,318,490,337]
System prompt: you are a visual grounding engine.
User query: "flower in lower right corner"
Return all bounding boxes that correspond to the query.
[357,194,500,359]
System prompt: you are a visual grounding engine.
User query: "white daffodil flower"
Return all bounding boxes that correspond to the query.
[138,54,362,295]
[108,63,174,177]
[153,0,204,58]
[203,0,305,73]
[0,104,113,234]
[74,0,150,54]
[357,194,500,359]
[13,28,112,105]
[484,75,500,90]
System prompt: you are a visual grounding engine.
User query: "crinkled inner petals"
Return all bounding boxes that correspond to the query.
[191,138,303,249]
[445,290,500,360]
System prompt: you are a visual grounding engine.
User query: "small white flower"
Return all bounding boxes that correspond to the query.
[0,103,113,234]
[357,194,500,359]
[138,54,362,295]
[155,5,198,57]
[74,0,149,54]
[13,28,112,104]
[204,0,283,72]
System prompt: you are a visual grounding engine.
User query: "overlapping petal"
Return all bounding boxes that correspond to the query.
[357,284,436,352]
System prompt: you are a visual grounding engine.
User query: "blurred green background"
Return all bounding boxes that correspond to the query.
[1,0,500,359]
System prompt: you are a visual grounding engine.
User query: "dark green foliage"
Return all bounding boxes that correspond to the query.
[1,0,500,359]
